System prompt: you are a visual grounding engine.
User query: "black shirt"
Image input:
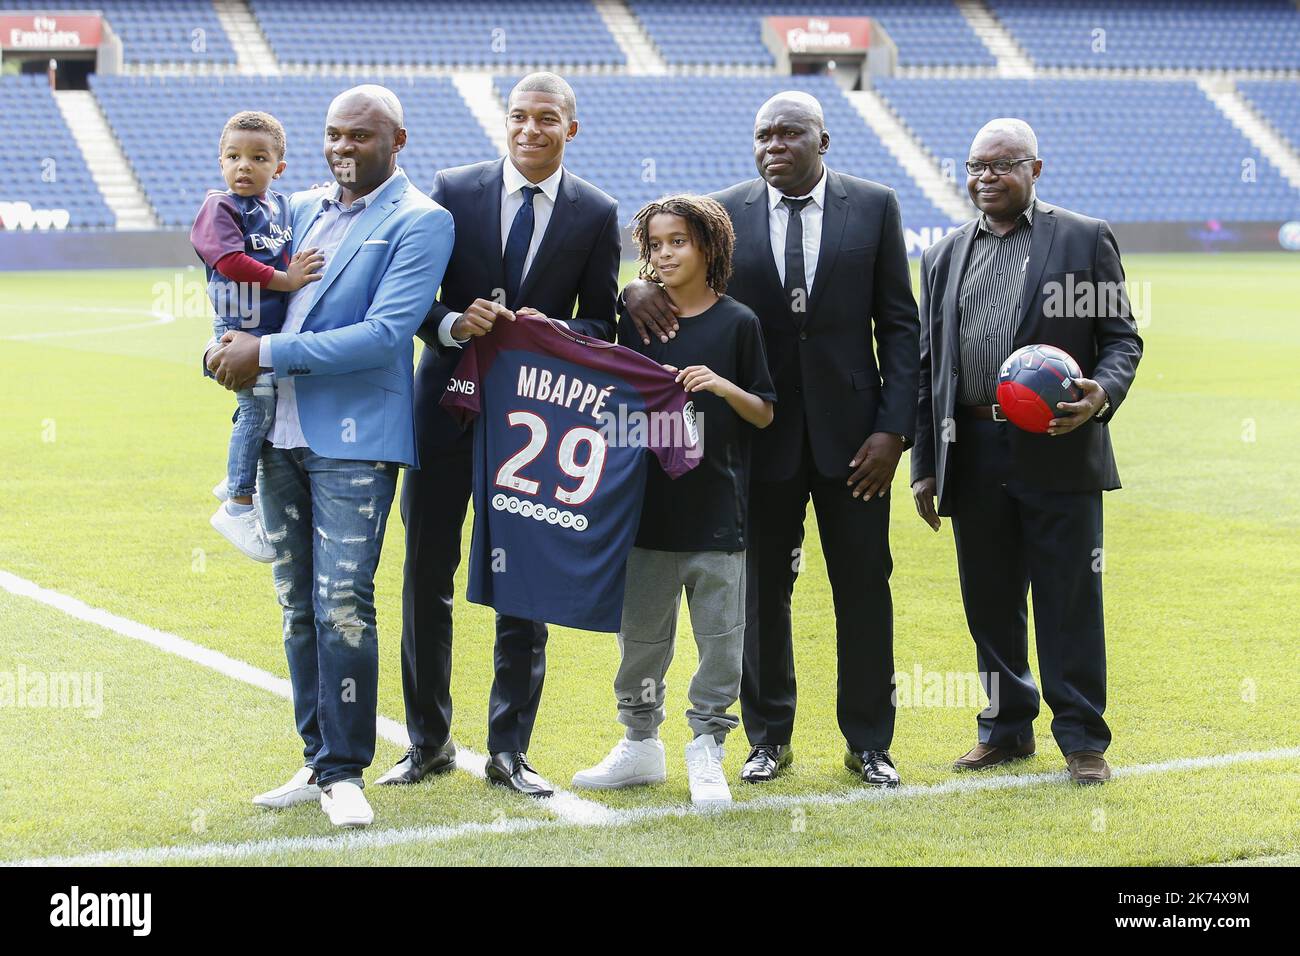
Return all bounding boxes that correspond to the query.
[618,294,777,552]
[957,200,1035,405]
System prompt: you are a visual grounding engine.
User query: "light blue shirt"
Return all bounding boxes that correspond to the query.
[261,167,402,449]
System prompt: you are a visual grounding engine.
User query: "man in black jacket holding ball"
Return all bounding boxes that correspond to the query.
[911,119,1143,784]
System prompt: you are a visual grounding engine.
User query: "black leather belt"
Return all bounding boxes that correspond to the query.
[957,404,1006,422]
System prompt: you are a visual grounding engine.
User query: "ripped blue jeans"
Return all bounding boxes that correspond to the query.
[259,445,398,789]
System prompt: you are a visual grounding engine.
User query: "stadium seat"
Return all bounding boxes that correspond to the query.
[874,77,1300,223]
[0,0,237,65]
[247,0,625,67]
[0,78,116,229]
[628,0,996,68]
[90,74,496,227]
[986,0,1300,70]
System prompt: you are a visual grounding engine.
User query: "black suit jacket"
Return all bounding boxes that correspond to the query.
[712,169,920,482]
[413,157,620,456]
[912,200,1144,515]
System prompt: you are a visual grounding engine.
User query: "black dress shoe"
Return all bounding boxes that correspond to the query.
[740,744,793,783]
[486,751,554,798]
[845,749,901,788]
[375,740,457,785]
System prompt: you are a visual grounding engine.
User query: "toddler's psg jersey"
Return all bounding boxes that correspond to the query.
[441,314,700,631]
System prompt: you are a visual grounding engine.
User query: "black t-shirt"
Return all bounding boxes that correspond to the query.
[618,294,777,552]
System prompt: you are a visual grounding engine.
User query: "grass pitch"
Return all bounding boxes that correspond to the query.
[0,255,1297,866]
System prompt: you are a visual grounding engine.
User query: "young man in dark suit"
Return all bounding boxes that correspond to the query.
[911,119,1143,785]
[624,92,920,787]
[380,72,620,797]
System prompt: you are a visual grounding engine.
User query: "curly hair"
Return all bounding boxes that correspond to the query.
[631,194,735,295]
[219,110,286,159]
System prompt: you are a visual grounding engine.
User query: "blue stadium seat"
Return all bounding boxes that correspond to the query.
[0,78,116,229]
[1239,81,1300,156]
[987,1,1300,70]
[0,0,237,65]
[874,77,1300,223]
[247,0,625,67]
[628,0,995,68]
[90,74,496,227]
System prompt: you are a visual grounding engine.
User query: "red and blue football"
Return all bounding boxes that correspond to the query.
[995,344,1084,433]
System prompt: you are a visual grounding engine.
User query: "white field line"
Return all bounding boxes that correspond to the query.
[1,306,176,340]
[9,818,558,867]
[11,745,1300,867]
[4,569,1298,866]
[0,569,613,826]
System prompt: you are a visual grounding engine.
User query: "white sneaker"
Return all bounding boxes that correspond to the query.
[212,478,230,502]
[571,738,667,790]
[684,735,731,808]
[252,766,321,809]
[320,781,373,828]
[210,501,275,562]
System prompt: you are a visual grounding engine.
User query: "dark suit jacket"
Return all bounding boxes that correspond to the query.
[912,200,1144,515]
[413,157,620,456]
[712,169,920,482]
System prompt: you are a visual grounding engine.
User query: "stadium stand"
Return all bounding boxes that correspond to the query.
[1239,82,1300,156]
[874,77,1300,223]
[493,74,959,231]
[11,1,1300,235]
[89,74,496,226]
[986,0,1300,71]
[0,76,115,228]
[0,0,237,65]
[247,0,626,67]
[628,0,995,67]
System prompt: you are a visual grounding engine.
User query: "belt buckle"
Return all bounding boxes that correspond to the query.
[991,403,1006,422]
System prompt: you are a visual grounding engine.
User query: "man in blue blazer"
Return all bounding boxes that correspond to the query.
[209,85,455,827]
[379,72,619,797]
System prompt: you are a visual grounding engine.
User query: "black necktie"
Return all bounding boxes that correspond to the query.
[504,185,541,307]
[781,195,814,318]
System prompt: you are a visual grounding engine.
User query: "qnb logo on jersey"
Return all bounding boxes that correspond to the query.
[491,493,590,532]
[447,378,476,395]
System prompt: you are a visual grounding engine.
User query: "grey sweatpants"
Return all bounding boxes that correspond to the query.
[614,547,746,742]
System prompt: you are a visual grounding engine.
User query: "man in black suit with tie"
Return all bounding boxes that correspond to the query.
[625,92,919,787]
[911,119,1142,785]
[378,73,620,796]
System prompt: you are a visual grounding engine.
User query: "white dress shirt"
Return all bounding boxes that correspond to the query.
[259,166,403,449]
[767,167,827,289]
[437,160,565,348]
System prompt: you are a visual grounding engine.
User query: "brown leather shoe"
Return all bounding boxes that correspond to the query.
[1066,750,1111,785]
[952,737,1036,771]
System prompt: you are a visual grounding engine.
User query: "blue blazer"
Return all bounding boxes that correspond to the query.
[263,169,455,468]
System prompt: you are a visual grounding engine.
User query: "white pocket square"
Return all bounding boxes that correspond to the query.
[362,238,389,245]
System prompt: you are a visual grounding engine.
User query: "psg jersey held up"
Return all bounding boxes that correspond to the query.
[440,314,701,632]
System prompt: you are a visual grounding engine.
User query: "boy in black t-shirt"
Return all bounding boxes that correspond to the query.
[571,195,776,807]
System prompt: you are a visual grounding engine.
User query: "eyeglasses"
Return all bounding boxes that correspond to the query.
[965,158,1037,176]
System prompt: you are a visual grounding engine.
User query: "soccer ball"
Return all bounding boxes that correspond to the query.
[995,344,1084,433]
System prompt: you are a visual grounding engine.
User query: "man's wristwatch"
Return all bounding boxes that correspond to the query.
[1093,394,1111,421]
